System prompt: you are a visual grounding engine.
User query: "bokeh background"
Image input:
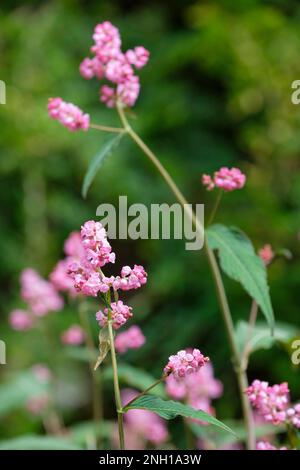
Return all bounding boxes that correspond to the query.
[0,0,300,448]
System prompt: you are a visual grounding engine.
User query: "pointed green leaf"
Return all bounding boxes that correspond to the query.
[124,395,234,435]
[82,133,123,198]
[207,224,274,331]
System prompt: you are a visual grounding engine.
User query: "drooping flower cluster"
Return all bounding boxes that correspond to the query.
[166,363,222,419]
[202,167,246,192]
[117,389,168,449]
[48,97,90,132]
[115,325,146,354]
[245,380,289,425]
[61,324,85,345]
[258,244,275,266]
[163,349,209,379]
[256,441,287,451]
[80,21,149,108]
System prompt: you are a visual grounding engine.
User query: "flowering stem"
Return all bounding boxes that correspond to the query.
[107,319,125,450]
[241,300,258,370]
[115,106,255,449]
[78,301,103,449]
[90,123,125,133]
[123,377,166,409]
[207,189,223,226]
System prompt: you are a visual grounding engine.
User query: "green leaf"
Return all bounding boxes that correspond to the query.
[65,346,98,363]
[0,435,82,450]
[207,224,274,331]
[235,320,299,355]
[0,372,49,418]
[94,327,110,371]
[103,364,166,398]
[82,133,123,198]
[124,395,234,434]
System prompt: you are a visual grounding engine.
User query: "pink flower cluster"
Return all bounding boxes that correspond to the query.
[48,97,90,132]
[245,380,289,425]
[9,268,63,331]
[119,389,168,449]
[258,244,274,266]
[61,324,85,345]
[80,21,149,108]
[64,220,147,330]
[202,167,246,192]
[256,441,287,451]
[166,363,222,419]
[26,364,52,416]
[96,301,132,330]
[163,349,209,379]
[115,325,145,354]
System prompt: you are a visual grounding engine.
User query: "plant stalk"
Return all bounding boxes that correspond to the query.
[107,319,125,450]
[116,105,255,449]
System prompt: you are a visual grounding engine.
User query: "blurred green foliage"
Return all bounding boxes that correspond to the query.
[0,0,300,446]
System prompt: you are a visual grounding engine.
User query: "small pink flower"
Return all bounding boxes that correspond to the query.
[115,325,146,354]
[202,174,215,191]
[202,167,246,192]
[100,85,116,108]
[64,231,83,258]
[61,324,85,345]
[79,57,104,80]
[9,309,33,331]
[50,259,76,295]
[256,441,287,451]
[125,46,150,69]
[48,97,90,131]
[258,244,274,266]
[96,300,133,330]
[164,349,209,379]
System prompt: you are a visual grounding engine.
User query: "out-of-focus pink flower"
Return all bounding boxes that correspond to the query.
[245,380,289,425]
[61,324,85,345]
[121,389,168,447]
[64,232,84,258]
[48,97,90,131]
[286,403,300,428]
[9,309,33,331]
[202,174,215,191]
[256,441,287,450]
[164,349,209,379]
[26,394,50,416]
[115,325,145,354]
[258,244,274,266]
[32,364,52,383]
[202,167,246,192]
[96,301,133,330]
[79,21,149,108]
[166,363,222,401]
[21,268,63,316]
[166,363,223,425]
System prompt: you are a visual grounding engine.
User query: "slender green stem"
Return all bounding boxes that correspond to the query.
[78,301,103,449]
[123,377,166,409]
[241,300,258,370]
[90,123,125,133]
[115,106,255,449]
[207,189,223,226]
[107,319,125,450]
